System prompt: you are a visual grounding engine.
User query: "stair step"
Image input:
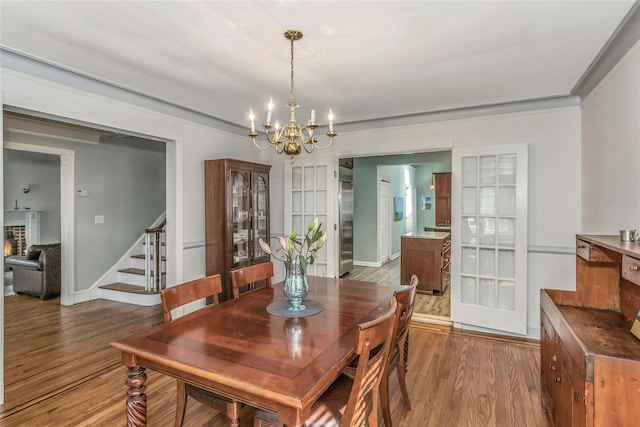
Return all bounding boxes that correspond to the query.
[117,267,167,275]
[118,267,145,276]
[131,254,167,261]
[99,282,159,295]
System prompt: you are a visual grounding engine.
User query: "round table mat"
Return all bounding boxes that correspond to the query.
[266,300,324,318]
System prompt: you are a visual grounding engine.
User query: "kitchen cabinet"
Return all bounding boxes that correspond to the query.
[434,172,451,226]
[541,235,640,426]
[205,159,271,300]
[400,231,450,294]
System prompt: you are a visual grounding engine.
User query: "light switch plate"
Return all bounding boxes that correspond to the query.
[76,189,88,197]
[95,215,104,224]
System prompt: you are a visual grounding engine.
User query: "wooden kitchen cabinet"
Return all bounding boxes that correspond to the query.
[400,232,450,294]
[434,172,451,226]
[205,159,271,300]
[541,235,640,426]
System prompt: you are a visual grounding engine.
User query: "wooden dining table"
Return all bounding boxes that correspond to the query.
[110,275,402,427]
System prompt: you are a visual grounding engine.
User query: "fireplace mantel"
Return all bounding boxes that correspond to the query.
[4,210,41,251]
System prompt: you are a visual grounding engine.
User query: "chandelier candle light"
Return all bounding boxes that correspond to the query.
[249,29,337,160]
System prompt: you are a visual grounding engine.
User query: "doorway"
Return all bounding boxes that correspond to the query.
[345,151,453,322]
[379,180,390,264]
[3,112,168,305]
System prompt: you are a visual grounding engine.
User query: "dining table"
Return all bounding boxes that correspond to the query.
[110,275,403,427]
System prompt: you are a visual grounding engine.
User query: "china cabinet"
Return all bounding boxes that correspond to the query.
[205,159,271,300]
[541,235,640,426]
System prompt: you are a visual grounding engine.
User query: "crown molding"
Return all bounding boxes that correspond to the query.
[0,47,247,137]
[572,1,640,100]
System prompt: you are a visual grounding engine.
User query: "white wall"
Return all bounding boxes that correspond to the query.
[582,40,640,232]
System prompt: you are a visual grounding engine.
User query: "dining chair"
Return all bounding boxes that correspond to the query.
[342,273,418,427]
[253,297,399,427]
[160,275,242,427]
[379,274,418,427]
[230,261,274,299]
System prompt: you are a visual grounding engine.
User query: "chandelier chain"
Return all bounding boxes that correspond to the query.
[290,37,295,104]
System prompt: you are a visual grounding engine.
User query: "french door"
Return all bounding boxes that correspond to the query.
[284,158,337,277]
[451,143,528,335]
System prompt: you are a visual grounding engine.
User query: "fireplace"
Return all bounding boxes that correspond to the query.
[3,210,40,257]
[4,228,22,256]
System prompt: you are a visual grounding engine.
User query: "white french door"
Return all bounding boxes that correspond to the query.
[451,143,528,335]
[284,158,337,277]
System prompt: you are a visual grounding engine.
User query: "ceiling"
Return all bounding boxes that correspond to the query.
[1,1,637,131]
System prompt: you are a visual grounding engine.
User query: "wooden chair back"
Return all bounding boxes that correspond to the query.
[229,262,274,299]
[341,297,398,427]
[396,274,419,343]
[160,274,222,323]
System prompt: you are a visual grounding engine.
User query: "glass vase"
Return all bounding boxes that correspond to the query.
[283,257,309,311]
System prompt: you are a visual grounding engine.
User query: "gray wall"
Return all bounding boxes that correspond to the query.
[3,150,61,243]
[352,151,451,264]
[3,132,166,291]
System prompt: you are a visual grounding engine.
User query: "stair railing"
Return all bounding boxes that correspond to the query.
[144,218,166,292]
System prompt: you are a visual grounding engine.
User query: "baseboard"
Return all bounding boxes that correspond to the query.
[412,313,452,326]
[353,260,382,268]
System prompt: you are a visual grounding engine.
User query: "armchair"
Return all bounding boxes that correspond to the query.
[6,243,61,299]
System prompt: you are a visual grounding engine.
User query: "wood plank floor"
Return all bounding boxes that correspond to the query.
[2,294,549,426]
[348,257,451,318]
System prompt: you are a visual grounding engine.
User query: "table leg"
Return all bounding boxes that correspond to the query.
[125,365,147,427]
[226,401,241,427]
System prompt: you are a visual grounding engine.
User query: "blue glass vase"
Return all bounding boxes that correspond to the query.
[283,257,309,311]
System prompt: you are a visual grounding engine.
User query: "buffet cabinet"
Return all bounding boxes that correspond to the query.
[541,235,640,426]
[400,232,451,294]
[205,159,271,300]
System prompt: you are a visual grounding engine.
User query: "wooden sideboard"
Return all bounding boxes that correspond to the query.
[541,235,640,426]
[400,232,450,294]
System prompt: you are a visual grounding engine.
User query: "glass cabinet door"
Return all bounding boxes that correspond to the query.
[231,170,251,266]
[253,172,269,261]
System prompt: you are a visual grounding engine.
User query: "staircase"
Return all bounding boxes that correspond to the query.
[96,217,166,306]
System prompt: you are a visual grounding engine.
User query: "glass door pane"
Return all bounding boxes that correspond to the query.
[253,172,269,262]
[231,170,251,266]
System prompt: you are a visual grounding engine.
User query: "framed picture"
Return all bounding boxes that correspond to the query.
[394,197,404,221]
[422,196,432,210]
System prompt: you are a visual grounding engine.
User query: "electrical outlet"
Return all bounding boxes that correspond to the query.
[95,215,104,224]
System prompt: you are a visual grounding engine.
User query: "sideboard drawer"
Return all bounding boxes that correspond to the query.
[622,255,640,286]
[576,239,590,260]
[576,239,621,263]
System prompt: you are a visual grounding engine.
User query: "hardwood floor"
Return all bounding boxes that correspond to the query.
[2,294,548,426]
[347,257,451,319]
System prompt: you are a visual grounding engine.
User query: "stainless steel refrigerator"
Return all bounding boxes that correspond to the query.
[339,166,354,276]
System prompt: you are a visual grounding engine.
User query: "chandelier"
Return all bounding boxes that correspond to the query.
[249,29,336,159]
